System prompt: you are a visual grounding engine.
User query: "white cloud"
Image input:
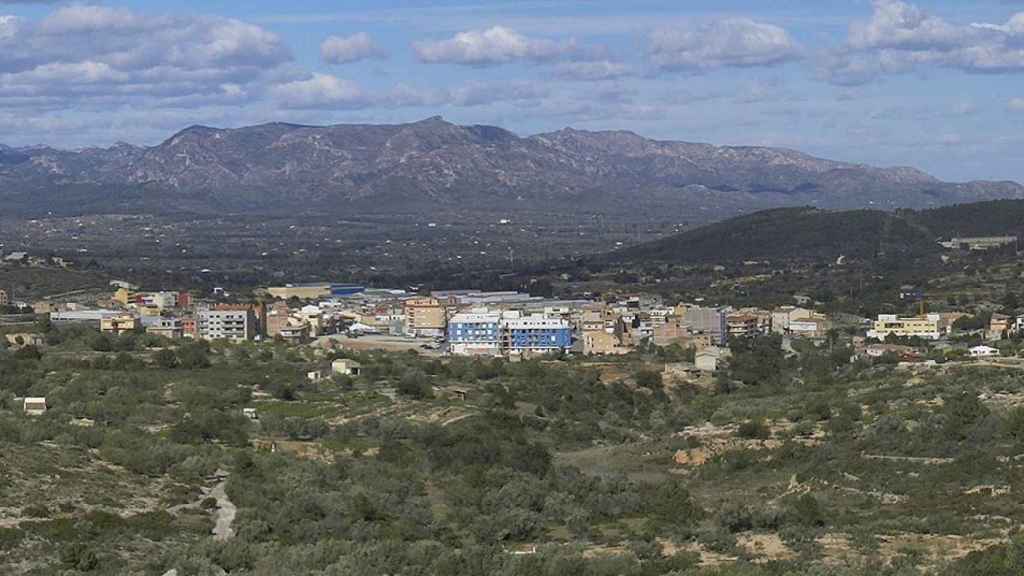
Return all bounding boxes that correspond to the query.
[1009,98,1024,111]
[447,81,547,106]
[271,73,367,109]
[38,5,143,34]
[648,18,801,71]
[822,0,1024,84]
[554,60,631,81]
[321,32,387,64]
[414,26,573,65]
[0,5,292,103]
[847,0,962,51]
[274,76,549,110]
[0,15,17,40]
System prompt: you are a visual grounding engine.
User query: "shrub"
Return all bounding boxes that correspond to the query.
[154,349,179,369]
[398,370,434,399]
[717,503,754,533]
[1004,407,1024,441]
[634,368,663,389]
[22,503,51,518]
[0,527,24,551]
[806,398,832,421]
[737,419,770,440]
[61,542,99,571]
[177,342,211,369]
[787,493,826,527]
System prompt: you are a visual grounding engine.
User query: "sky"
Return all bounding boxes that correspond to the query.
[0,0,1023,182]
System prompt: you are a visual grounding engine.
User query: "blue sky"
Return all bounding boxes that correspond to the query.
[1,0,1023,182]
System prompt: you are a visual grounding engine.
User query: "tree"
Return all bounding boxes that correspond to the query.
[154,348,179,369]
[90,333,113,352]
[944,390,989,441]
[398,370,434,399]
[1003,291,1020,313]
[727,334,785,386]
[646,481,703,527]
[787,493,825,527]
[177,342,211,369]
[634,368,663,389]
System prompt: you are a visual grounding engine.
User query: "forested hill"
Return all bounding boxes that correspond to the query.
[914,199,1024,238]
[612,200,1024,265]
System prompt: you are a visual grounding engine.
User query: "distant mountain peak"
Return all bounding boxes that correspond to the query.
[413,115,448,125]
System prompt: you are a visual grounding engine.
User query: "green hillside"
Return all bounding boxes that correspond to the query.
[613,200,1024,266]
[614,207,936,264]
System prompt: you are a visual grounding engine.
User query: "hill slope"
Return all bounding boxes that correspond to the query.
[612,200,1024,265]
[1,117,1021,218]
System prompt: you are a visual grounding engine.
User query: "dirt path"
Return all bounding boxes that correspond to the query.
[861,453,954,465]
[210,476,236,542]
[440,413,476,427]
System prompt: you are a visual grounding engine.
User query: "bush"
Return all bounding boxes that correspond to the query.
[22,503,51,518]
[398,370,434,399]
[944,391,990,441]
[805,398,832,421]
[787,493,826,527]
[60,542,99,571]
[154,348,178,369]
[738,419,770,440]
[634,368,663,389]
[0,527,24,551]
[177,342,211,369]
[645,481,704,528]
[1004,407,1024,441]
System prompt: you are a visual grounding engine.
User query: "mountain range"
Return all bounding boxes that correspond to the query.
[1,116,1021,219]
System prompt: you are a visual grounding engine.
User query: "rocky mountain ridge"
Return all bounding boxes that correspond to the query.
[1,116,1020,218]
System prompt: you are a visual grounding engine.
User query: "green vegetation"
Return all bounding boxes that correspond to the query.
[4,319,1024,574]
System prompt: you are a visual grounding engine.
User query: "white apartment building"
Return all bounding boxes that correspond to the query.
[139,291,178,310]
[198,306,256,342]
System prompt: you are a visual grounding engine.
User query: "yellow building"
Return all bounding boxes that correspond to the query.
[404,297,446,337]
[100,315,138,335]
[867,314,942,341]
[32,301,55,314]
[266,284,333,300]
[113,287,135,306]
[581,329,631,355]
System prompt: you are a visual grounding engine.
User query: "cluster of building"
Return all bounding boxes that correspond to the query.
[574,300,830,356]
[866,311,1024,342]
[0,251,70,269]
[47,281,265,343]
[446,293,832,366]
[33,279,841,368]
[938,236,1017,251]
[32,273,1024,376]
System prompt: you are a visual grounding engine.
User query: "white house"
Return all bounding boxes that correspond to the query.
[695,347,729,372]
[969,346,1001,358]
[23,397,47,416]
[332,359,362,376]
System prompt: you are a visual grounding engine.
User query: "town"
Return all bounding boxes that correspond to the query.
[5,264,1022,371]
